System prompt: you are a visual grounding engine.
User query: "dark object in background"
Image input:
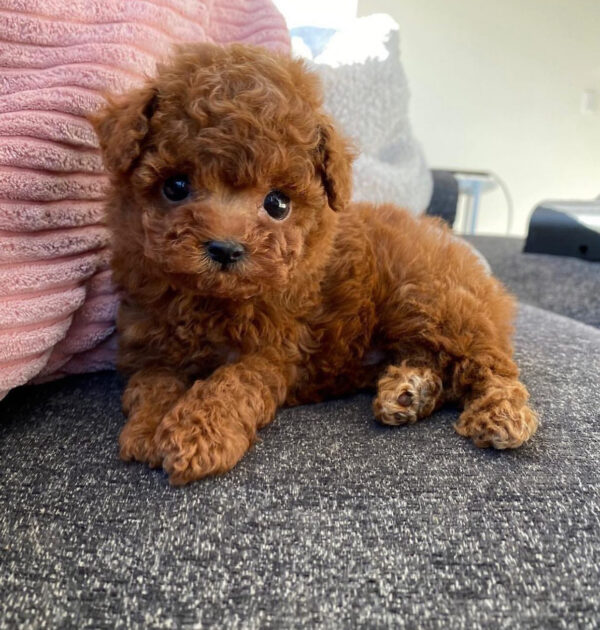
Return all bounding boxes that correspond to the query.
[426,169,459,226]
[525,201,600,261]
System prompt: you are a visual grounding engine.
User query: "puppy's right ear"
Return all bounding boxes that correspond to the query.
[90,85,158,174]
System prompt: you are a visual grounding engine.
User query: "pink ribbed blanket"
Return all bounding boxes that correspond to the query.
[0,0,290,400]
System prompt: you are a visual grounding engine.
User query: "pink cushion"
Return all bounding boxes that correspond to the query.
[0,0,290,399]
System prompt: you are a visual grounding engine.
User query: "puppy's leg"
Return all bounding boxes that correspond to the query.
[120,368,188,466]
[373,363,443,426]
[153,355,288,485]
[453,351,538,449]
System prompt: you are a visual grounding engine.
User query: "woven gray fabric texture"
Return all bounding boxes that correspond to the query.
[1,303,599,628]
[465,235,600,328]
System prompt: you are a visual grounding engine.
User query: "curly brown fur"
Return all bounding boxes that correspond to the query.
[92,43,537,485]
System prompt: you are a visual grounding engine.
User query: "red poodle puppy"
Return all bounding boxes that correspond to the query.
[92,43,537,485]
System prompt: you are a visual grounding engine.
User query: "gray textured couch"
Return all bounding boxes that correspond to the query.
[2,226,599,628]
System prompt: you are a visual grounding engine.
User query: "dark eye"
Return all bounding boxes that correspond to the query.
[163,174,191,202]
[263,190,291,220]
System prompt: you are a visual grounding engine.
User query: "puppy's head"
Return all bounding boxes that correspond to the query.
[93,43,354,300]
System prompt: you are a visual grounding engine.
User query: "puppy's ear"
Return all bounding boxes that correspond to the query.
[90,85,158,174]
[316,120,355,212]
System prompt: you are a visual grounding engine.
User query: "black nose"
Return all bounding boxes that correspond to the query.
[205,240,245,266]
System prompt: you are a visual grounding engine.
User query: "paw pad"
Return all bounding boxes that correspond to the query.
[397,391,413,407]
[373,366,443,427]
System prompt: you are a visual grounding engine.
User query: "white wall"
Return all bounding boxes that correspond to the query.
[273,0,358,29]
[358,0,600,235]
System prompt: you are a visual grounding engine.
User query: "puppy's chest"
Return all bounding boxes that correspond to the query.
[167,309,277,373]
[201,339,241,364]
[162,295,379,376]
[171,323,243,374]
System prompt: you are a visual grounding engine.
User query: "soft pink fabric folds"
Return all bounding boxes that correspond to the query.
[0,0,290,399]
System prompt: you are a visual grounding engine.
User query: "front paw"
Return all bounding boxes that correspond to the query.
[119,369,187,467]
[153,409,253,485]
[119,415,163,468]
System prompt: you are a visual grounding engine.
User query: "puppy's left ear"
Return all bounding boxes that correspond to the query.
[316,119,355,212]
[90,84,158,175]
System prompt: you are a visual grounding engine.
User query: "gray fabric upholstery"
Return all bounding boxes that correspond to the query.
[1,304,599,628]
[465,235,600,328]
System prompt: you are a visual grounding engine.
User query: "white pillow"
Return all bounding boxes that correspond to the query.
[295,15,433,214]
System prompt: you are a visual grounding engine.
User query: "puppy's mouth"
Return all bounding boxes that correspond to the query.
[215,261,240,272]
[161,240,288,299]
[205,257,247,276]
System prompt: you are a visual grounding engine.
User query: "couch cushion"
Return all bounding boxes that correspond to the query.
[1,304,599,627]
